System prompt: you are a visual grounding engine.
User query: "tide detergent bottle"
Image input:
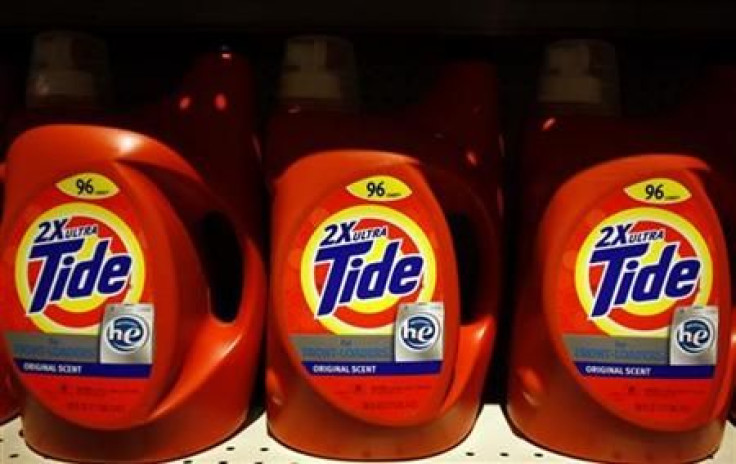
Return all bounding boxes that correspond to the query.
[267,36,501,459]
[669,66,736,425]
[507,40,734,463]
[0,43,266,462]
[0,55,20,423]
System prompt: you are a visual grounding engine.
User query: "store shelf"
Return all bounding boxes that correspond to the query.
[1,1,736,35]
[1,405,734,463]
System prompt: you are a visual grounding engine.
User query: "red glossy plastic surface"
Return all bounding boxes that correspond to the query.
[508,112,734,463]
[266,62,502,459]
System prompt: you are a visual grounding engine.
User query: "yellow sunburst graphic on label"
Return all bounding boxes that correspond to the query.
[575,207,712,337]
[301,205,436,335]
[15,203,145,334]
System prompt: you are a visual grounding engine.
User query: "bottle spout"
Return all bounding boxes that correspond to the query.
[538,39,620,116]
[278,35,359,111]
[26,31,111,110]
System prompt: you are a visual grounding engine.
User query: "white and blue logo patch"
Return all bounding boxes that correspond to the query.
[103,314,149,354]
[675,316,714,355]
[399,313,440,351]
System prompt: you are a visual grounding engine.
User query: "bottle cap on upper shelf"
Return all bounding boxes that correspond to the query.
[538,39,620,115]
[27,31,111,109]
[279,35,358,110]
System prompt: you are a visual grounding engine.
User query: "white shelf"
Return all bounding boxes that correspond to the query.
[1,405,734,463]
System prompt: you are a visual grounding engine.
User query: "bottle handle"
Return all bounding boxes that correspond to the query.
[121,138,265,419]
[438,176,501,412]
[409,63,501,413]
[151,213,265,419]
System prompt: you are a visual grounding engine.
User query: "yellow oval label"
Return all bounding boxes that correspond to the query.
[346,176,412,202]
[624,178,691,205]
[56,173,119,200]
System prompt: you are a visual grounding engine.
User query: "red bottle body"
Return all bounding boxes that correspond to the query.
[266,62,502,459]
[508,114,734,463]
[0,50,265,462]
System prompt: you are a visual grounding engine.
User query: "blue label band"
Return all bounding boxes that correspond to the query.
[16,359,151,378]
[304,361,441,376]
[575,362,714,379]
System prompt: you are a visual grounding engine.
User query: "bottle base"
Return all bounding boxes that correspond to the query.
[20,398,249,463]
[507,404,724,464]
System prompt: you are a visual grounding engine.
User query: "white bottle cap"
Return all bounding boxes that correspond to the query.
[26,31,110,108]
[278,35,358,109]
[538,40,620,114]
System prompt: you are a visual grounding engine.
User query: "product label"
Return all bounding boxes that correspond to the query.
[558,176,725,425]
[1,173,154,423]
[283,174,448,419]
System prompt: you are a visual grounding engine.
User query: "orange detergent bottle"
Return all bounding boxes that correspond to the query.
[0,47,266,462]
[669,65,736,425]
[0,54,20,423]
[507,40,734,462]
[266,36,502,459]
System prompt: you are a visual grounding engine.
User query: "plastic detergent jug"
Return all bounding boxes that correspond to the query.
[671,66,736,427]
[266,36,501,459]
[507,40,734,463]
[0,56,19,423]
[0,45,266,463]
